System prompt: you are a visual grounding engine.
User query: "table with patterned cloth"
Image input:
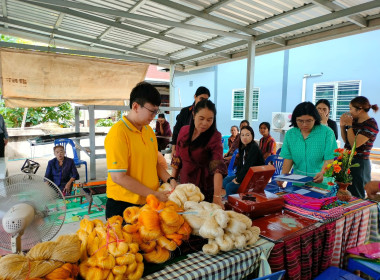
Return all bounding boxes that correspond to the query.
[330,199,377,267]
[365,202,380,243]
[142,238,274,280]
[268,221,336,280]
[268,198,378,280]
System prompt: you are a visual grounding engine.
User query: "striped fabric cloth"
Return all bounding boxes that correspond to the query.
[366,203,380,243]
[342,197,375,215]
[268,222,336,280]
[284,193,337,210]
[285,204,345,222]
[330,206,370,267]
[142,239,274,280]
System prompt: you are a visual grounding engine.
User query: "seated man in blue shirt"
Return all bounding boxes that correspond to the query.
[45,145,80,195]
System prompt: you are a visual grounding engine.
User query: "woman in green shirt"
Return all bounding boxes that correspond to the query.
[277,102,337,188]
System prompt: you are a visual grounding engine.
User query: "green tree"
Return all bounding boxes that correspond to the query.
[0,99,75,128]
[1,34,34,44]
[0,34,74,128]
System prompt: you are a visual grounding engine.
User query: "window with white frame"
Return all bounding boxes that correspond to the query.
[313,81,361,121]
[231,88,260,121]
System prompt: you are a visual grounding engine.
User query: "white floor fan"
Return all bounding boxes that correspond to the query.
[0,174,66,253]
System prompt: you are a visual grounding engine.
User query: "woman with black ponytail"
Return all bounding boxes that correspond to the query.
[171,100,227,207]
[340,96,378,198]
[223,125,265,197]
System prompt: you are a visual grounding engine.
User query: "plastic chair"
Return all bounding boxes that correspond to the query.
[265,155,285,190]
[276,147,281,155]
[222,135,230,154]
[227,149,239,176]
[314,266,364,280]
[251,270,285,280]
[265,155,284,177]
[54,138,88,182]
[347,258,380,280]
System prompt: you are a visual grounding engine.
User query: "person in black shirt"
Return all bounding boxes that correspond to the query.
[315,99,338,140]
[171,86,210,155]
[223,125,265,196]
[0,114,9,157]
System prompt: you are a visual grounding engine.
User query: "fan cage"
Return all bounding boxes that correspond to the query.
[0,174,66,252]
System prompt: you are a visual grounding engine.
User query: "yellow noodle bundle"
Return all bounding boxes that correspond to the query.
[146,194,165,211]
[123,207,140,224]
[138,209,160,231]
[157,236,177,251]
[123,224,139,234]
[143,245,170,264]
[121,194,194,263]
[0,235,81,280]
[77,217,145,280]
[159,207,183,227]
[44,263,79,280]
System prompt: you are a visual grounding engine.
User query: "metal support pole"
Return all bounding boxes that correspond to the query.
[280,50,289,142]
[74,106,81,160]
[244,38,256,121]
[302,73,323,102]
[75,106,80,133]
[169,62,176,129]
[21,108,28,129]
[88,105,96,180]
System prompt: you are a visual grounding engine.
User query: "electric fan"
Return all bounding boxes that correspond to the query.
[0,174,66,253]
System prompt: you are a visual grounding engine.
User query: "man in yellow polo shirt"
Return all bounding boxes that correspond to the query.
[105,82,177,219]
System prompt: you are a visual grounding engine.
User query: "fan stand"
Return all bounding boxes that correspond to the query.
[21,159,40,174]
[11,231,23,253]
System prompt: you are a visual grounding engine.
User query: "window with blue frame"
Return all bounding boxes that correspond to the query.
[313,80,361,121]
[231,88,260,121]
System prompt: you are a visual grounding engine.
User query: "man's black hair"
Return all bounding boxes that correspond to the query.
[129,82,161,109]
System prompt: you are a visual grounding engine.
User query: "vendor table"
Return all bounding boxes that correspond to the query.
[27,132,90,146]
[27,132,91,159]
[142,238,274,280]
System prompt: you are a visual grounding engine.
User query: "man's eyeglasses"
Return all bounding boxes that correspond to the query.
[143,106,160,116]
[296,119,315,125]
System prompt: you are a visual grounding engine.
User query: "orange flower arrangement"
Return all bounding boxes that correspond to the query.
[324,145,359,184]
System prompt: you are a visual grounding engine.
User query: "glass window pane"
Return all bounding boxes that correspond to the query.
[314,81,360,121]
[336,81,360,121]
[252,88,259,121]
[233,90,245,119]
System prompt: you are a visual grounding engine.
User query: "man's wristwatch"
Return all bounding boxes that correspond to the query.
[345,125,352,130]
[167,177,175,184]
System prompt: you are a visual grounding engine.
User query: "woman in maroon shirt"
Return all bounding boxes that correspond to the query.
[171,100,227,208]
[155,113,172,152]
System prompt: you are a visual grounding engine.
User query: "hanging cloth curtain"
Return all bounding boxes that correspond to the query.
[0,48,149,108]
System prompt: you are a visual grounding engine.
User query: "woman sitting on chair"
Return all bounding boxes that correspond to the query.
[223,125,265,197]
[45,145,79,195]
[259,122,276,160]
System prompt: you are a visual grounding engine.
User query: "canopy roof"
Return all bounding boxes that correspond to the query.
[0,0,379,71]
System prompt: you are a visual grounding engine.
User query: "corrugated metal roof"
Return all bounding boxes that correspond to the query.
[0,0,379,71]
